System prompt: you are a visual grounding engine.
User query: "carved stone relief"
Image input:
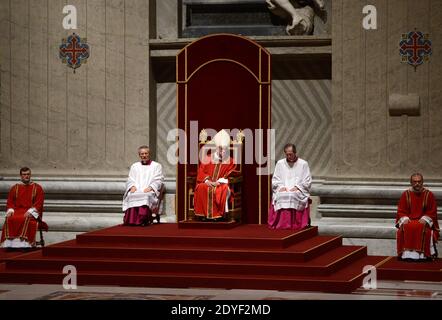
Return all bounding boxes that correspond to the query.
[266,0,327,35]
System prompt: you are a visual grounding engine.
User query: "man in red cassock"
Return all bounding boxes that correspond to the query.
[396,173,439,261]
[1,167,45,249]
[194,130,237,221]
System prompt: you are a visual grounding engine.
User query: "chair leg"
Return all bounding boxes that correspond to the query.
[151,213,160,224]
[38,228,45,247]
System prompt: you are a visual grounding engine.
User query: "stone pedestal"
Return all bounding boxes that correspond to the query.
[182,0,285,37]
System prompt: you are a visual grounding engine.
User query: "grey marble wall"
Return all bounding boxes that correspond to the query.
[154,80,331,179]
[332,0,442,180]
[272,80,332,177]
[157,0,178,39]
[156,82,176,178]
[0,0,152,176]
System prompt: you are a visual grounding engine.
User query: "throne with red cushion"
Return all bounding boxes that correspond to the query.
[176,34,272,225]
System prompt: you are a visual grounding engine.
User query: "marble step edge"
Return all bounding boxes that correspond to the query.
[0,196,175,214]
[1,178,440,197]
[312,184,442,199]
[0,199,123,206]
[149,35,332,50]
[0,200,125,213]
[0,179,177,194]
[318,204,442,218]
[320,204,396,210]
[0,217,122,232]
[314,219,397,239]
[0,213,178,232]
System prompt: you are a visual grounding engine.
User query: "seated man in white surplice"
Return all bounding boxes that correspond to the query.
[122,145,164,226]
[268,143,312,230]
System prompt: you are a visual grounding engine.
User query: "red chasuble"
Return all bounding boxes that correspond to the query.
[396,188,439,258]
[1,183,45,246]
[194,155,236,219]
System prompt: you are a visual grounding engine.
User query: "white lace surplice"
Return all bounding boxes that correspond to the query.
[122,161,164,212]
[272,158,312,211]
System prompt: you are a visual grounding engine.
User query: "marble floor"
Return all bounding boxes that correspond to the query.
[0,280,440,300]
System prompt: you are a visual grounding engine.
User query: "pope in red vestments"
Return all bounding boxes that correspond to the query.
[396,173,439,260]
[1,167,45,249]
[194,130,237,220]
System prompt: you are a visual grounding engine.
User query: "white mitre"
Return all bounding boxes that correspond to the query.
[212,129,231,147]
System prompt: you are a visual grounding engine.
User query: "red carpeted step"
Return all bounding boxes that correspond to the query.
[177,220,240,229]
[377,257,442,282]
[2,245,367,277]
[0,248,40,262]
[41,235,342,262]
[0,224,418,293]
[319,255,389,292]
[75,224,319,249]
[0,255,387,293]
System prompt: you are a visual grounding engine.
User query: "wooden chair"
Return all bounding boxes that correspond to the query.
[150,184,166,224]
[35,217,48,247]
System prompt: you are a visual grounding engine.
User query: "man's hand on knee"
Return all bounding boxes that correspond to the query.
[6,208,14,217]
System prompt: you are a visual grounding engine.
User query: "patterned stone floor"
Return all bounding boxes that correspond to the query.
[0,280,440,300]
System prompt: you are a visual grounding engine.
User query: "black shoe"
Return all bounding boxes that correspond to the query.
[152,213,160,224]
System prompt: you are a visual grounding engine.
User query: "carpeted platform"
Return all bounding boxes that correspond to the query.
[74,224,319,248]
[0,223,439,293]
[177,219,240,229]
[377,256,442,282]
